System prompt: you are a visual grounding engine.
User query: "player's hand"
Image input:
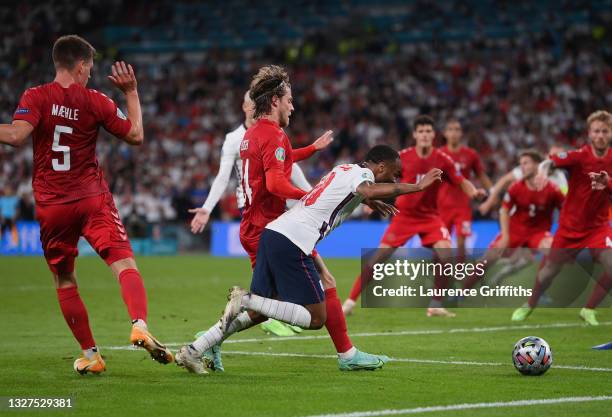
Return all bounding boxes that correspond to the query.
[417,168,443,191]
[108,61,137,94]
[589,171,609,190]
[312,130,333,150]
[472,188,488,201]
[364,199,399,217]
[534,172,548,190]
[188,208,211,234]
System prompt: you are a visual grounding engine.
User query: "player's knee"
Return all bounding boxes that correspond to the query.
[54,272,77,288]
[309,313,326,330]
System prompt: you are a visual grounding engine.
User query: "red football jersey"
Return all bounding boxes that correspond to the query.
[502,179,564,237]
[438,145,484,210]
[551,145,612,236]
[395,147,465,219]
[13,82,131,204]
[239,119,294,231]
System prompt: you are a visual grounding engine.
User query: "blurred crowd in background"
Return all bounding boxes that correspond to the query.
[1,0,611,237]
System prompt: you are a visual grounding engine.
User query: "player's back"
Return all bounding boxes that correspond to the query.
[267,163,374,255]
[14,82,132,205]
[239,119,293,231]
[395,147,463,218]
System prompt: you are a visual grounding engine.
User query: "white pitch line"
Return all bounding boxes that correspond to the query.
[220,351,612,372]
[104,320,612,349]
[299,396,612,417]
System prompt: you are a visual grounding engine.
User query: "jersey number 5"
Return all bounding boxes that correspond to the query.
[52,125,72,172]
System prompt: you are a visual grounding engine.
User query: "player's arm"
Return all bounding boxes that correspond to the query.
[0,120,33,147]
[290,163,312,191]
[459,178,487,200]
[107,61,143,145]
[479,171,518,214]
[497,206,510,249]
[356,168,442,200]
[293,130,333,161]
[266,167,308,200]
[478,171,493,191]
[473,152,493,190]
[189,137,238,233]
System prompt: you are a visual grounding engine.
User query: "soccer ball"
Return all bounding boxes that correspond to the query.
[512,336,552,376]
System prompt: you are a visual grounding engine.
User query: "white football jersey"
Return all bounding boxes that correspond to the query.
[266,164,375,254]
[511,165,568,195]
[202,124,246,211]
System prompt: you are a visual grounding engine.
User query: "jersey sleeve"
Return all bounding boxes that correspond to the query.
[550,149,581,169]
[261,132,289,174]
[501,188,514,210]
[351,167,375,193]
[552,185,565,208]
[202,133,240,212]
[13,88,42,128]
[472,150,485,176]
[440,152,464,185]
[89,90,132,138]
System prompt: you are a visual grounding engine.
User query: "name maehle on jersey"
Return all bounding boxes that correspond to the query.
[266,164,375,254]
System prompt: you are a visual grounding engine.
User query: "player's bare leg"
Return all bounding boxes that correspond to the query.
[54,270,105,375]
[315,255,389,370]
[581,249,612,325]
[344,244,397,315]
[511,255,564,321]
[110,257,173,364]
[428,240,456,317]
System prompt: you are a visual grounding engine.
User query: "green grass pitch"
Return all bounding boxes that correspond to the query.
[0,255,611,417]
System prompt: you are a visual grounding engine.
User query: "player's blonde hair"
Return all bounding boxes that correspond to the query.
[249,65,290,119]
[586,110,612,129]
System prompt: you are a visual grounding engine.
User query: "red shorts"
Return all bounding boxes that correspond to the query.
[549,226,612,262]
[380,215,450,248]
[36,193,133,274]
[440,206,472,237]
[489,230,552,251]
[240,223,319,270]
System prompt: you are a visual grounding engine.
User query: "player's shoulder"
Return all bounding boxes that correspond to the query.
[544,180,562,193]
[399,147,415,157]
[225,123,247,143]
[21,82,54,98]
[435,148,455,163]
[507,179,523,194]
[463,145,479,157]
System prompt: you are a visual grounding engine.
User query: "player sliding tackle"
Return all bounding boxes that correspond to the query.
[175,146,442,373]
[0,35,173,374]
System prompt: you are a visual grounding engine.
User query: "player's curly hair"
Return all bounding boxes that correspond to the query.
[364,145,400,164]
[586,110,612,129]
[249,65,291,119]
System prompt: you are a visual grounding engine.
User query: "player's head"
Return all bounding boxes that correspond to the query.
[518,149,543,180]
[52,35,96,87]
[364,145,401,183]
[444,118,462,146]
[249,65,293,127]
[412,115,436,148]
[586,110,611,153]
[242,90,255,126]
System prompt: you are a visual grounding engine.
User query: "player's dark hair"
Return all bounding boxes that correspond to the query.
[364,145,400,164]
[52,35,96,70]
[444,118,461,129]
[519,149,543,163]
[249,65,291,119]
[413,115,435,131]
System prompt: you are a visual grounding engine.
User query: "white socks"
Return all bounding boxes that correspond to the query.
[83,347,98,360]
[242,294,311,328]
[191,311,253,354]
[337,346,357,360]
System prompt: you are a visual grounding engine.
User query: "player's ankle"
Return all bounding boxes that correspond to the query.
[131,319,147,329]
[83,346,99,360]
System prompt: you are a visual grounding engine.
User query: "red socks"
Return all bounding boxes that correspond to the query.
[118,269,148,322]
[586,273,612,309]
[56,286,96,350]
[324,288,353,354]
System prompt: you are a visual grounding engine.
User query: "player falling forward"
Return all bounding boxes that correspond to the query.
[180,65,394,372]
[343,115,486,317]
[512,110,612,325]
[438,119,492,262]
[188,90,313,338]
[175,146,442,373]
[0,35,173,374]
[461,150,564,289]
